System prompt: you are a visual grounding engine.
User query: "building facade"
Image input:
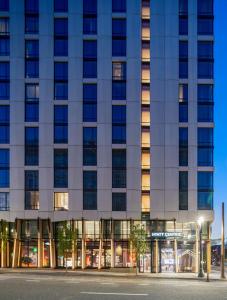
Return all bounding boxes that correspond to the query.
[0,0,214,272]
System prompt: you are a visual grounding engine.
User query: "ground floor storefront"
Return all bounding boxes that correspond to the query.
[0,219,211,273]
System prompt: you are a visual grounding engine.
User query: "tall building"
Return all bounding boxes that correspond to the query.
[0,0,214,273]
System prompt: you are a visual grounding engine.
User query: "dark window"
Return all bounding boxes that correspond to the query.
[179,16,188,35]
[54,105,68,143]
[112,62,126,100]
[0,61,9,100]
[0,18,9,34]
[83,0,97,15]
[198,84,213,122]
[0,149,9,187]
[0,37,9,56]
[179,127,188,166]
[0,105,9,143]
[112,19,126,56]
[179,84,188,122]
[25,16,39,34]
[179,0,188,15]
[198,0,213,16]
[198,17,213,35]
[198,41,213,79]
[83,127,97,166]
[179,171,188,210]
[112,193,126,211]
[179,41,188,79]
[112,0,126,12]
[25,0,39,13]
[54,149,68,188]
[25,170,39,210]
[25,83,39,122]
[54,0,68,12]
[25,127,39,166]
[198,171,213,210]
[112,149,126,188]
[54,18,68,56]
[25,40,39,78]
[83,170,97,210]
[0,0,9,11]
[83,16,97,35]
[54,62,68,100]
[0,192,9,211]
[83,40,97,78]
[112,105,126,144]
[83,84,97,122]
[198,128,213,166]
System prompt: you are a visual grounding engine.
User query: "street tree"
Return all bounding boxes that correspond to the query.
[130,223,147,275]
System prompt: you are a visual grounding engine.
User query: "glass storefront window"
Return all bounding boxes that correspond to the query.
[114,241,130,267]
[177,241,196,272]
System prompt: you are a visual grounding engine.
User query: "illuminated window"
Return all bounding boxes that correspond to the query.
[141,130,150,148]
[142,172,150,191]
[142,63,150,83]
[142,20,150,40]
[141,109,150,126]
[141,152,150,169]
[54,192,68,211]
[142,0,150,19]
[141,193,150,212]
[141,84,150,104]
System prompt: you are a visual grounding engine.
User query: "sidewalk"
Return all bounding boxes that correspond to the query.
[0,268,225,281]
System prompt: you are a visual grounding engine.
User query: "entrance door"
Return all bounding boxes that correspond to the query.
[85,241,99,268]
[140,254,151,273]
[21,241,38,267]
[160,241,175,272]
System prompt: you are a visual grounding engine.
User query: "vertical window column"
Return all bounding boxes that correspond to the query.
[25,0,39,34]
[179,171,188,210]
[25,170,39,210]
[25,83,39,122]
[54,18,68,57]
[141,0,150,217]
[83,0,97,35]
[0,17,10,56]
[0,149,9,188]
[179,127,188,166]
[54,149,68,188]
[25,39,39,78]
[54,105,68,144]
[25,127,39,166]
[0,105,9,143]
[179,0,188,35]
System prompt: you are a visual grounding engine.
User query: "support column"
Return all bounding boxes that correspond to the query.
[81,219,86,269]
[130,219,133,268]
[37,218,43,268]
[98,219,103,270]
[1,239,7,268]
[174,239,178,272]
[71,219,76,270]
[110,219,114,268]
[153,239,159,273]
[206,222,211,280]
[12,219,20,268]
[195,225,199,273]
[48,219,56,269]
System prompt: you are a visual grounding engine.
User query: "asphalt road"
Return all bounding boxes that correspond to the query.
[0,273,227,300]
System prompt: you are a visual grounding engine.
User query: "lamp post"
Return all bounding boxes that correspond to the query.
[198,216,205,278]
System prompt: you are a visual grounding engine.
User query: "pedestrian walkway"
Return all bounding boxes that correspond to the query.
[0,268,225,281]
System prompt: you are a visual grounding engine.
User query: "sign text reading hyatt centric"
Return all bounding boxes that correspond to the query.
[151,232,183,238]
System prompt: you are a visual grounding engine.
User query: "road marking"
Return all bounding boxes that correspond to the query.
[26,279,40,282]
[138,283,150,286]
[80,292,148,296]
[100,282,116,285]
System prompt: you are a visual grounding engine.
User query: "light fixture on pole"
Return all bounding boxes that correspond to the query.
[198,216,205,278]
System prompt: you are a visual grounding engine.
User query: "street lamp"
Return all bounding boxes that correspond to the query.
[198,216,205,278]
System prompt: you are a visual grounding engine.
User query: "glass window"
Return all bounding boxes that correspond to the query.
[179,171,188,210]
[83,127,97,166]
[25,0,39,13]
[198,17,213,35]
[198,41,213,59]
[25,170,39,210]
[112,62,126,80]
[54,62,68,80]
[112,19,126,37]
[198,128,213,166]
[112,193,126,211]
[25,40,39,58]
[112,82,126,100]
[25,15,39,34]
[54,0,68,12]
[26,83,39,100]
[25,83,39,122]
[0,37,9,56]
[83,0,97,15]
[179,16,188,35]
[54,19,68,56]
[198,61,213,79]
[54,18,68,36]
[25,127,39,166]
[0,149,9,187]
[112,149,126,188]
[0,192,9,211]
[83,84,97,122]
[0,82,9,100]
[198,172,213,210]
[83,17,97,35]
[112,38,126,57]
[0,18,9,34]
[112,0,126,12]
[112,105,126,144]
[179,0,188,15]
[179,127,188,166]
[83,171,97,210]
[0,62,9,79]
[83,40,97,58]
[198,84,213,122]
[25,60,39,78]
[83,41,97,78]
[0,105,9,143]
[54,192,68,211]
[54,62,68,100]
[54,105,68,144]
[54,149,68,188]
[179,84,188,122]
[198,0,213,15]
[179,41,188,79]
[0,0,9,11]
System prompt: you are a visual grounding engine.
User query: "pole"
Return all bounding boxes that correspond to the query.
[221,202,225,279]
[206,222,211,282]
[198,223,204,277]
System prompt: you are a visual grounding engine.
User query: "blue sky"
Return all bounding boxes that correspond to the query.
[212,0,227,238]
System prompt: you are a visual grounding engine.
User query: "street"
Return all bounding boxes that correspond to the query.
[0,273,227,300]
